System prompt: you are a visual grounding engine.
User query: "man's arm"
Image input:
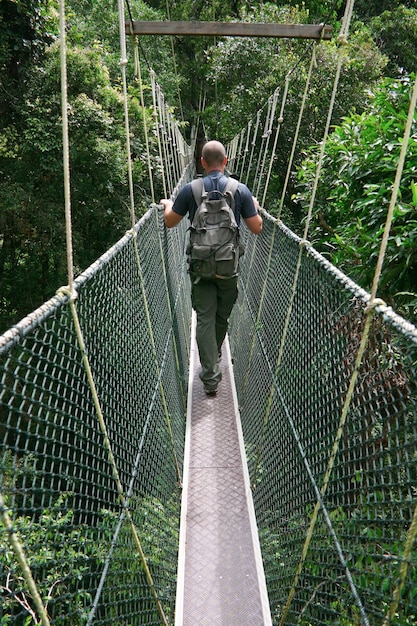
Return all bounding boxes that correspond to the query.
[244,213,263,235]
[160,199,184,228]
[242,195,262,235]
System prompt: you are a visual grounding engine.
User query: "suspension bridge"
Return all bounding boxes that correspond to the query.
[1,0,417,624]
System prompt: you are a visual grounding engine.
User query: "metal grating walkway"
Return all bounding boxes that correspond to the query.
[175,314,272,625]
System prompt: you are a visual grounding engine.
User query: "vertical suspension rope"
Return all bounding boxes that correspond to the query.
[277,45,317,218]
[254,92,278,198]
[239,119,252,180]
[278,3,382,624]
[132,35,156,203]
[252,107,269,193]
[237,81,290,405]
[245,110,262,187]
[234,128,246,175]
[151,73,168,198]
[249,44,316,482]
[60,1,75,300]
[0,494,51,626]
[161,98,174,193]
[260,79,288,208]
[165,0,184,122]
[170,113,181,183]
[118,0,136,224]
[117,2,181,486]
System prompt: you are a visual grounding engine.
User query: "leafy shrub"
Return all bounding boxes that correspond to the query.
[295,75,417,323]
[1,487,179,625]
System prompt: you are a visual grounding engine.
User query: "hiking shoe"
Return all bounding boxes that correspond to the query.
[204,386,218,397]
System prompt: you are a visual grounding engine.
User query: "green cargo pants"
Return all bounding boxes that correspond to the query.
[191,276,238,391]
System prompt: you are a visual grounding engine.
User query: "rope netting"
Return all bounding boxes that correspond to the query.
[2,1,417,624]
[230,215,417,625]
[1,0,194,619]
[2,197,417,625]
[0,205,192,625]
[225,4,417,620]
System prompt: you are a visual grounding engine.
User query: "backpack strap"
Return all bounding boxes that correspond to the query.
[222,177,239,213]
[190,176,239,209]
[191,178,205,207]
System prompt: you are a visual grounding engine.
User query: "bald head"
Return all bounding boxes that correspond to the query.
[201,140,227,171]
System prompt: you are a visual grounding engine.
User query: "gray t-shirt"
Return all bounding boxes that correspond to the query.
[172,171,257,225]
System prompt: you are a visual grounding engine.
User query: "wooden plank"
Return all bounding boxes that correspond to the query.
[126,20,332,40]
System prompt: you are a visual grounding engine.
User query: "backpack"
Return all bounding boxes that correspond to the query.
[188,176,241,279]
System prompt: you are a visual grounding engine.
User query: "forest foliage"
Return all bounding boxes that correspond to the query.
[0,0,417,331]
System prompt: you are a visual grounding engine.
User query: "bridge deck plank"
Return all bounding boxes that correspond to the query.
[175,314,272,625]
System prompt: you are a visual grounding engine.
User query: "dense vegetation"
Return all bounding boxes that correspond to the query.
[1,0,416,331]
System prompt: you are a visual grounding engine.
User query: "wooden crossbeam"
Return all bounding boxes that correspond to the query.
[126,21,332,40]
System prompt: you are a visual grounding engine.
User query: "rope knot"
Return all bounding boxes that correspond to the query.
[56,285,78,301]
[365,297,386,314]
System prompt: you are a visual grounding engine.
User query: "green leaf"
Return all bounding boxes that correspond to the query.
[411,181,417,207]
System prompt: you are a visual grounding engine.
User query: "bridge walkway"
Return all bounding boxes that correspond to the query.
[175,314,272,625]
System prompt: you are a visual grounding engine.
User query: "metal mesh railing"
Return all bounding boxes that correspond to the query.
[230,212,417,626]
[0,206,191,625]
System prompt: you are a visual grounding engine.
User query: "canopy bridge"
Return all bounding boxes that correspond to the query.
[1,0,417,624]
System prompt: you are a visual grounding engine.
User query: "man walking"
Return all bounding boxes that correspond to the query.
[160,140,262,395]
